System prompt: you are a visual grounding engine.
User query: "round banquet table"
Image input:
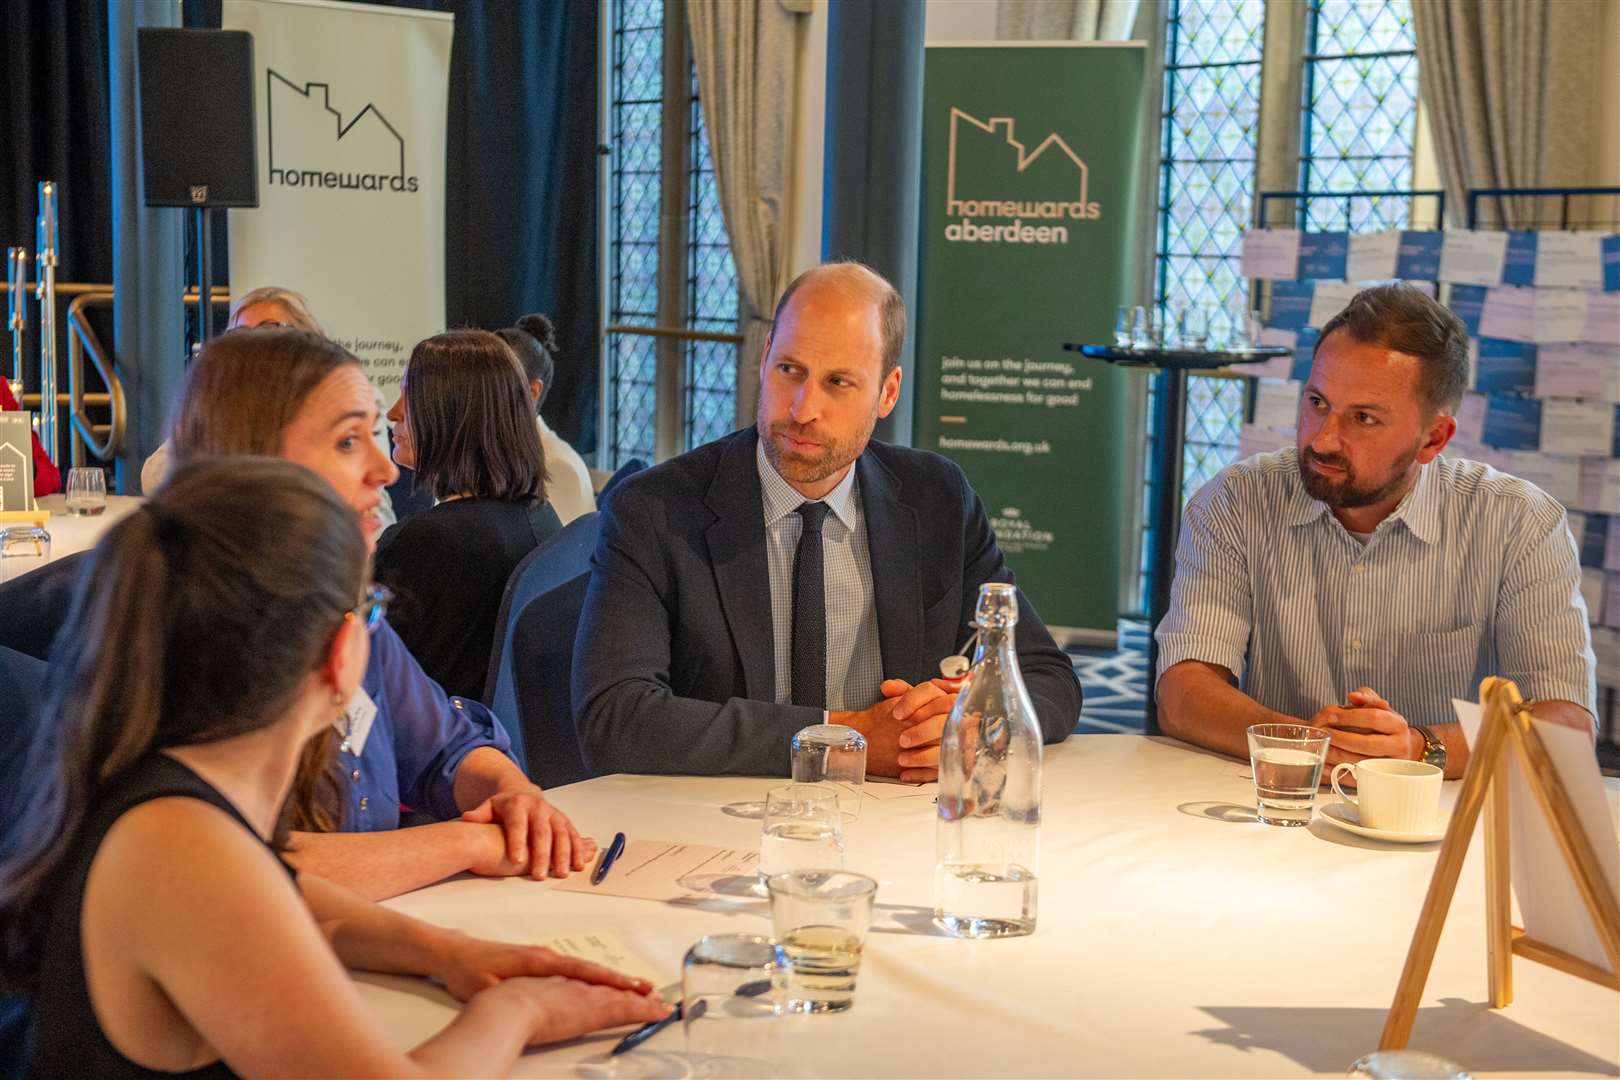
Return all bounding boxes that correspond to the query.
[30,493,143,563]
[361,736,1620,1078]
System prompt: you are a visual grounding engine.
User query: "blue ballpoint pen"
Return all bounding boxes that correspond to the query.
[592,831,626,886]
[610,999,700,1056]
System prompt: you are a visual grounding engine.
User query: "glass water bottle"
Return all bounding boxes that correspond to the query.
[933,582,1042,938]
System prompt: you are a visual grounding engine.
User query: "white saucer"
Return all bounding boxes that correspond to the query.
[1318,801,1445,844]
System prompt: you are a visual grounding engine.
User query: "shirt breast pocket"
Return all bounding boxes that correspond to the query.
[1401,624,1485,728]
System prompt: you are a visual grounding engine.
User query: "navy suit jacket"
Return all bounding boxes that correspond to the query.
[572,427,1081,776]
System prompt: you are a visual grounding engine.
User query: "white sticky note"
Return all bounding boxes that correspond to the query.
[1535,343,1620,402]
[1253,377,1302,430]
[1534,289,1590,344]
[1241,229,1302,281]
[1239,422,1294,460]
[1479,286,1537,343]
[1581,459,1620,514]
[1346,230,1401,282]
[1534,232,1605,290]
[1505,451,1582,507]
[1583,293,1620,346]
[1439,230,1508,286]
[1307,282,1361,328]
[1539,400,1613,457]
[1246,328,1297,378]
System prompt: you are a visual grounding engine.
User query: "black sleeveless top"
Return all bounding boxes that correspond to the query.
[30,755,296,1078]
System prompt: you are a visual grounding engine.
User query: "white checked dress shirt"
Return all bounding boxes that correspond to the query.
[1155,448,1597,728]
[756,440,885,711]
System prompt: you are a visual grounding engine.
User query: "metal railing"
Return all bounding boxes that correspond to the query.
[1,282,230,467]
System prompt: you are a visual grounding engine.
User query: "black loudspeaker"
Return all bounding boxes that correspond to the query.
[137,28,258,208]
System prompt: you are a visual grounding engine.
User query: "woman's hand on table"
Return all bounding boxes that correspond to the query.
[433,933,659,1002]
[480,975,670,1047]
[461,782,595,880]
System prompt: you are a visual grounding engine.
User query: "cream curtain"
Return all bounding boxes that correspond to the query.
[686,0,800,426]
[995,0,1140,41]
[1413,0,1602,228]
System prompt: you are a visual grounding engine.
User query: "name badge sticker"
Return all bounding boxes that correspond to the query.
[337,688,377,757]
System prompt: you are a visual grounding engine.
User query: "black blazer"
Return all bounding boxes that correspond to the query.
[572,427,1081,776]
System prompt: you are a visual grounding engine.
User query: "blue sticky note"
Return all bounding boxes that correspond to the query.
[1395,231,1443,279]
[1449,284,1487,336]
[1502,231,1537,287]
[1290,326,1320,382]
[1603,235,1620,293]
[1474,339,1537,395]
[1269,281,1314,331]
[1579,516,1607,568]
[1296,232,1349,280]
[1482,394,1542,450]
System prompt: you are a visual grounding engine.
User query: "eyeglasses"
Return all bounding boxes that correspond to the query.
[346,584,392,634]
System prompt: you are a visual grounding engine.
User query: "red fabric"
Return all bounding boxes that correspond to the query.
[0,379,61,496]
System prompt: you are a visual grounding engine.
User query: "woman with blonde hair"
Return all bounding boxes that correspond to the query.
[0,458,665,1076]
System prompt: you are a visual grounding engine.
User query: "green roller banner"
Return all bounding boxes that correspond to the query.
[915,43,1145,635]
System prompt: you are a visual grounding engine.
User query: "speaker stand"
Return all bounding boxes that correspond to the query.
[195,205,214,344]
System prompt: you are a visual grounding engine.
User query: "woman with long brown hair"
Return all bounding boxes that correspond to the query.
[376,329,562,700]
[0,458,665,1076]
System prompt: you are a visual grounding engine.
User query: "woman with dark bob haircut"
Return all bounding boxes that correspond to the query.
[0,458,665,1077]
[377,329,562,700]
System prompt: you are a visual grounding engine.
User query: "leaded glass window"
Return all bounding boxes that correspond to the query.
[604,0,741,468]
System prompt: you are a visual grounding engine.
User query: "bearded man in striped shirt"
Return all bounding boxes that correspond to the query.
[1156,283,1597,779]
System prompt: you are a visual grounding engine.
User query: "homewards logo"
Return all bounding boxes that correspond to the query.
[944,108,1100,245]
[266,70,420,194]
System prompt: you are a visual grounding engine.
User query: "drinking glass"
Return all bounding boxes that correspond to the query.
[1346,1050,1471,1078]
[1113,305,1133,348]
[759,785,843,889]
[766,870,877,1014]
[0,524,50,583]
[1180,304,1209,351]
[1245,724,1332,827]
[791,724,865,820]
[1129,305,1151,350]
[64,467,106,516]
[682,934,787,1076]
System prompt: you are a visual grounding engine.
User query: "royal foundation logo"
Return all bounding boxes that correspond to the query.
[944,108,1100,245]
[266,70,420,194]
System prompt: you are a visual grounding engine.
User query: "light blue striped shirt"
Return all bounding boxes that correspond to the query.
[1156,449,1597,727]
[756,441,885,711]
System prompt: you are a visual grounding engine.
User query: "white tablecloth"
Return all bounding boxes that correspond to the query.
[32,493,143,562]
[362,736,1620,1078]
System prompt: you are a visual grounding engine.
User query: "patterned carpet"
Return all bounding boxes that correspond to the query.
[1066,619,1149,735]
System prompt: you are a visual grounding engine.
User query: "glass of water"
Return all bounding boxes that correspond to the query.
[682,934,787,1076]
[1113,305,1133,348]
[791,724,865,820]
[1246,724,1332,827]
[1346,1050,1472,1078]
[64,467,107,517]
[1129,305,1152,350]
[1180,304,1209,351]
[766,870,877,1014]
[0,524,51,583]
[759,784,843,889]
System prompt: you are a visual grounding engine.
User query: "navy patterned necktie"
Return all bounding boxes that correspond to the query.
[791,500,831,709]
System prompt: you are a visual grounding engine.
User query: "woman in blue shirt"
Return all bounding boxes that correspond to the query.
[166,328,593,899]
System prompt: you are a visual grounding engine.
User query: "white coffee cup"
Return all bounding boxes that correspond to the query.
[1330,758,1443,833]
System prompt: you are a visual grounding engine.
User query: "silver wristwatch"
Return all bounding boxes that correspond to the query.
[1414,725,1445,772]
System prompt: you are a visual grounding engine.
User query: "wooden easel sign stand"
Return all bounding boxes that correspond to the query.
[1380,677,1620,1050]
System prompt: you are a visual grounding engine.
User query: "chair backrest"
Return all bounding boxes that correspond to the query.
[597,457,646,511]
[0,552,87,661]
[481,512,601,765]
[510,572,593,790]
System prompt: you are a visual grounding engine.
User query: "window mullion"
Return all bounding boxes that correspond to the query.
[655,0,692,463]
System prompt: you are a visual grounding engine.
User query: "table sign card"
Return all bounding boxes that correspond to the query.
[1439,230,1509,286]
[1503,231,1538,286]
[0,412,34,513]
[1296,231,1348,280]
[1535,232,1605,291]
[1240,229,1301,281]
[1346,229,1401,282]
